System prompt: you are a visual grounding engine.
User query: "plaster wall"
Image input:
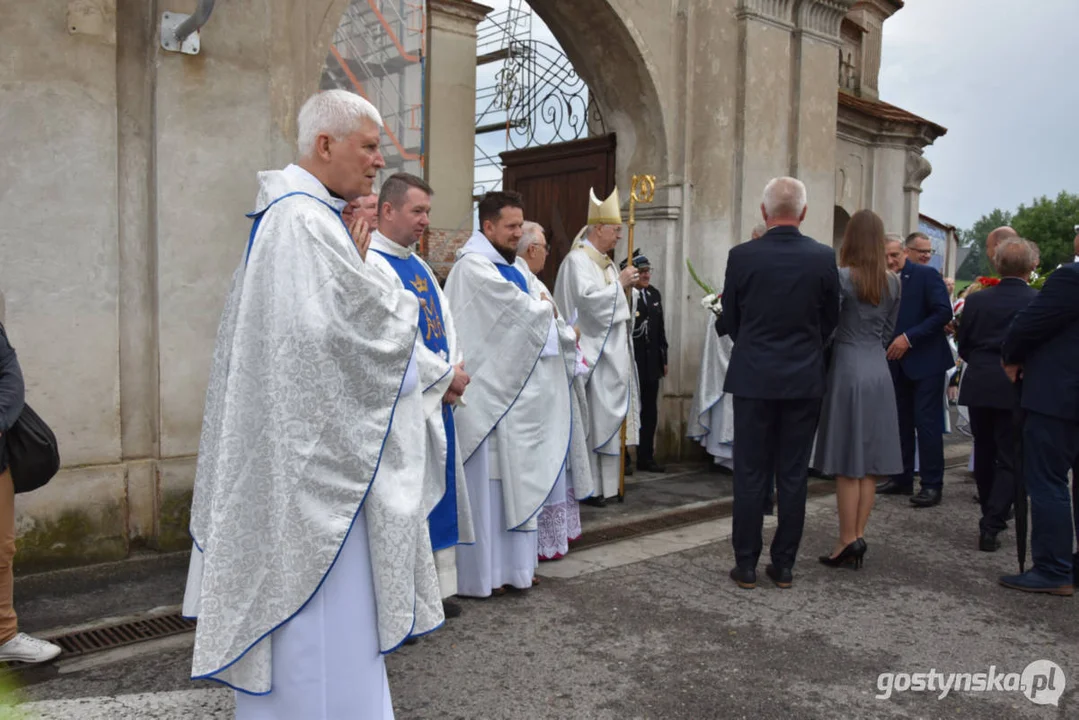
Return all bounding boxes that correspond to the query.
[1,0,923,568]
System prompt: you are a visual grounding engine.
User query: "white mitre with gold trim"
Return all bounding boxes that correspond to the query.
[575,187,623,243]
[588,187,622,225]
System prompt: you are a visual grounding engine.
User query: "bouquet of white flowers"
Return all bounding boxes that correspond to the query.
[687,259,722,317]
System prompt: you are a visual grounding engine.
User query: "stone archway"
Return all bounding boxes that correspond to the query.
[524,1,671,186]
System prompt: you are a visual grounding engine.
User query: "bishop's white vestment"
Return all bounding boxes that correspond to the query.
[553,240,639,498]
[181,165,442,718]
[367,231,475,598]
[443,233,571,596]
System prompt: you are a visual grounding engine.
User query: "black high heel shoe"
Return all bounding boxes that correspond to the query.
[819,539,866,569]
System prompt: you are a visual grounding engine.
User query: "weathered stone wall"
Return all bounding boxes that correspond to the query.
[0,0,350,570]
[3,0,929,570]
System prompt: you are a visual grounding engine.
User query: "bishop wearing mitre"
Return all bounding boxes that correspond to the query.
[553,188,640,506]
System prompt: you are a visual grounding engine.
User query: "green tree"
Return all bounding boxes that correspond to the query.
[1012,191,1079,270]
[956,208,1012,281]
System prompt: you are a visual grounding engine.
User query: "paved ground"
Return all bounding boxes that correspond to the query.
[7,452,1077,719]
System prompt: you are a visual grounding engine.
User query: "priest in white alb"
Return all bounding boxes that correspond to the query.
[687,309,736,471]
[362,171,474,615]
[553,188,640,506]
[444,192,571,597]
[518,221,595,561]
[182,90,443,719]
[686,224,768,473]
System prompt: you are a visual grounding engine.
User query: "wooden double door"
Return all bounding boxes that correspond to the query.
[501,134,617,290]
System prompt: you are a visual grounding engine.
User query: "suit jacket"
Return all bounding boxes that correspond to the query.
[892,259,954,380]
[956,278,1036,409]
[0,324,26,474]
[633,284,668,380]
[720,225,839,399]
[1001,263,1079,422]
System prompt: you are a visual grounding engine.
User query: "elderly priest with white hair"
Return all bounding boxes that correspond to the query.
[553,188,640,506]
[182,89,443,719]
[518,221,595,560]
[445,192,571,597]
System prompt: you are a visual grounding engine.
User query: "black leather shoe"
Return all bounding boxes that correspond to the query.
[877,479,914,495]
[729,566,756,589]
[765,564,793,589]
[638,460,666,473]
[624,463,634,477]
[910,488,942,507]
[979,531,1000,552]
[442,599,462,619]
[582,496,608,508]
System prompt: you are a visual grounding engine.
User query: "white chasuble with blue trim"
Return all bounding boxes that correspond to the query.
[183,165,442,694]
[443,233,572,531]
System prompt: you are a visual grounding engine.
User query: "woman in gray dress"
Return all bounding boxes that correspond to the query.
[815,210,903,569]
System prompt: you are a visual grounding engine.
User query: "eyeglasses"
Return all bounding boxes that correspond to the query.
[912,248,935,256]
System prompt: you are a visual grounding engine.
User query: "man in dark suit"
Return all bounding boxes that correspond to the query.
[999,261,1079,595]
[876,232,954,507]
[956,239,1038,551]
[720,177,839,590]
[624,250,669,473]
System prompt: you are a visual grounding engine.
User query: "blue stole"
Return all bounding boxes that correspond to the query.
[372,248,459,551]
[496,263,529,294]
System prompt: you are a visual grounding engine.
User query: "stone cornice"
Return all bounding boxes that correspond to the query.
[858,0,904,21]
[736,0,795,31]
[795,0,859,44]
[836,111,940,151]
[428,0,493,30]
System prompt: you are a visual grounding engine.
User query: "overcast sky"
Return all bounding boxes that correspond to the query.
[476,0,1079,231]
[880,0,1079,230]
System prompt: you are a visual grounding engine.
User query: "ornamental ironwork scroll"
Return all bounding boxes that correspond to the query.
[480,39,607,151]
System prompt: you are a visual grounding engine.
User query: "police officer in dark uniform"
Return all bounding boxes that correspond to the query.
[622,249,668,473]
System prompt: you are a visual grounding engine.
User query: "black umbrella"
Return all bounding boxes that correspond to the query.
[1012,379,1028,573]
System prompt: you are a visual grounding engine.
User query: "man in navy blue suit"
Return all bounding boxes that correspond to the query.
[999,260,1079,596]
[956,239,1038,551]
[876,232,954,507]
[720,177,839,590]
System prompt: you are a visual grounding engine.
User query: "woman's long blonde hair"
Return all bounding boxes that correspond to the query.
[840,209,889,305]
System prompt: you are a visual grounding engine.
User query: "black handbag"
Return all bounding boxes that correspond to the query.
[0,323,60,494]
[6,403,61,494]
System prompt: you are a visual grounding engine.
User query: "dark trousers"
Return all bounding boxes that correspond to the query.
[637,369,660,465]
[732,396,822,570]
[1023,411,1079,584]
[892,368,946,489]
[1074,463,1079,556]
[969,407,1018,534]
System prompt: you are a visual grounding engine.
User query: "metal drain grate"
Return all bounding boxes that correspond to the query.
[50,613,195,658]
[0,612,196,672]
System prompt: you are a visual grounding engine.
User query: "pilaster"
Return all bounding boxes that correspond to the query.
[732,0,796,244]
[789,0,857,242]
[426,0,491,232]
